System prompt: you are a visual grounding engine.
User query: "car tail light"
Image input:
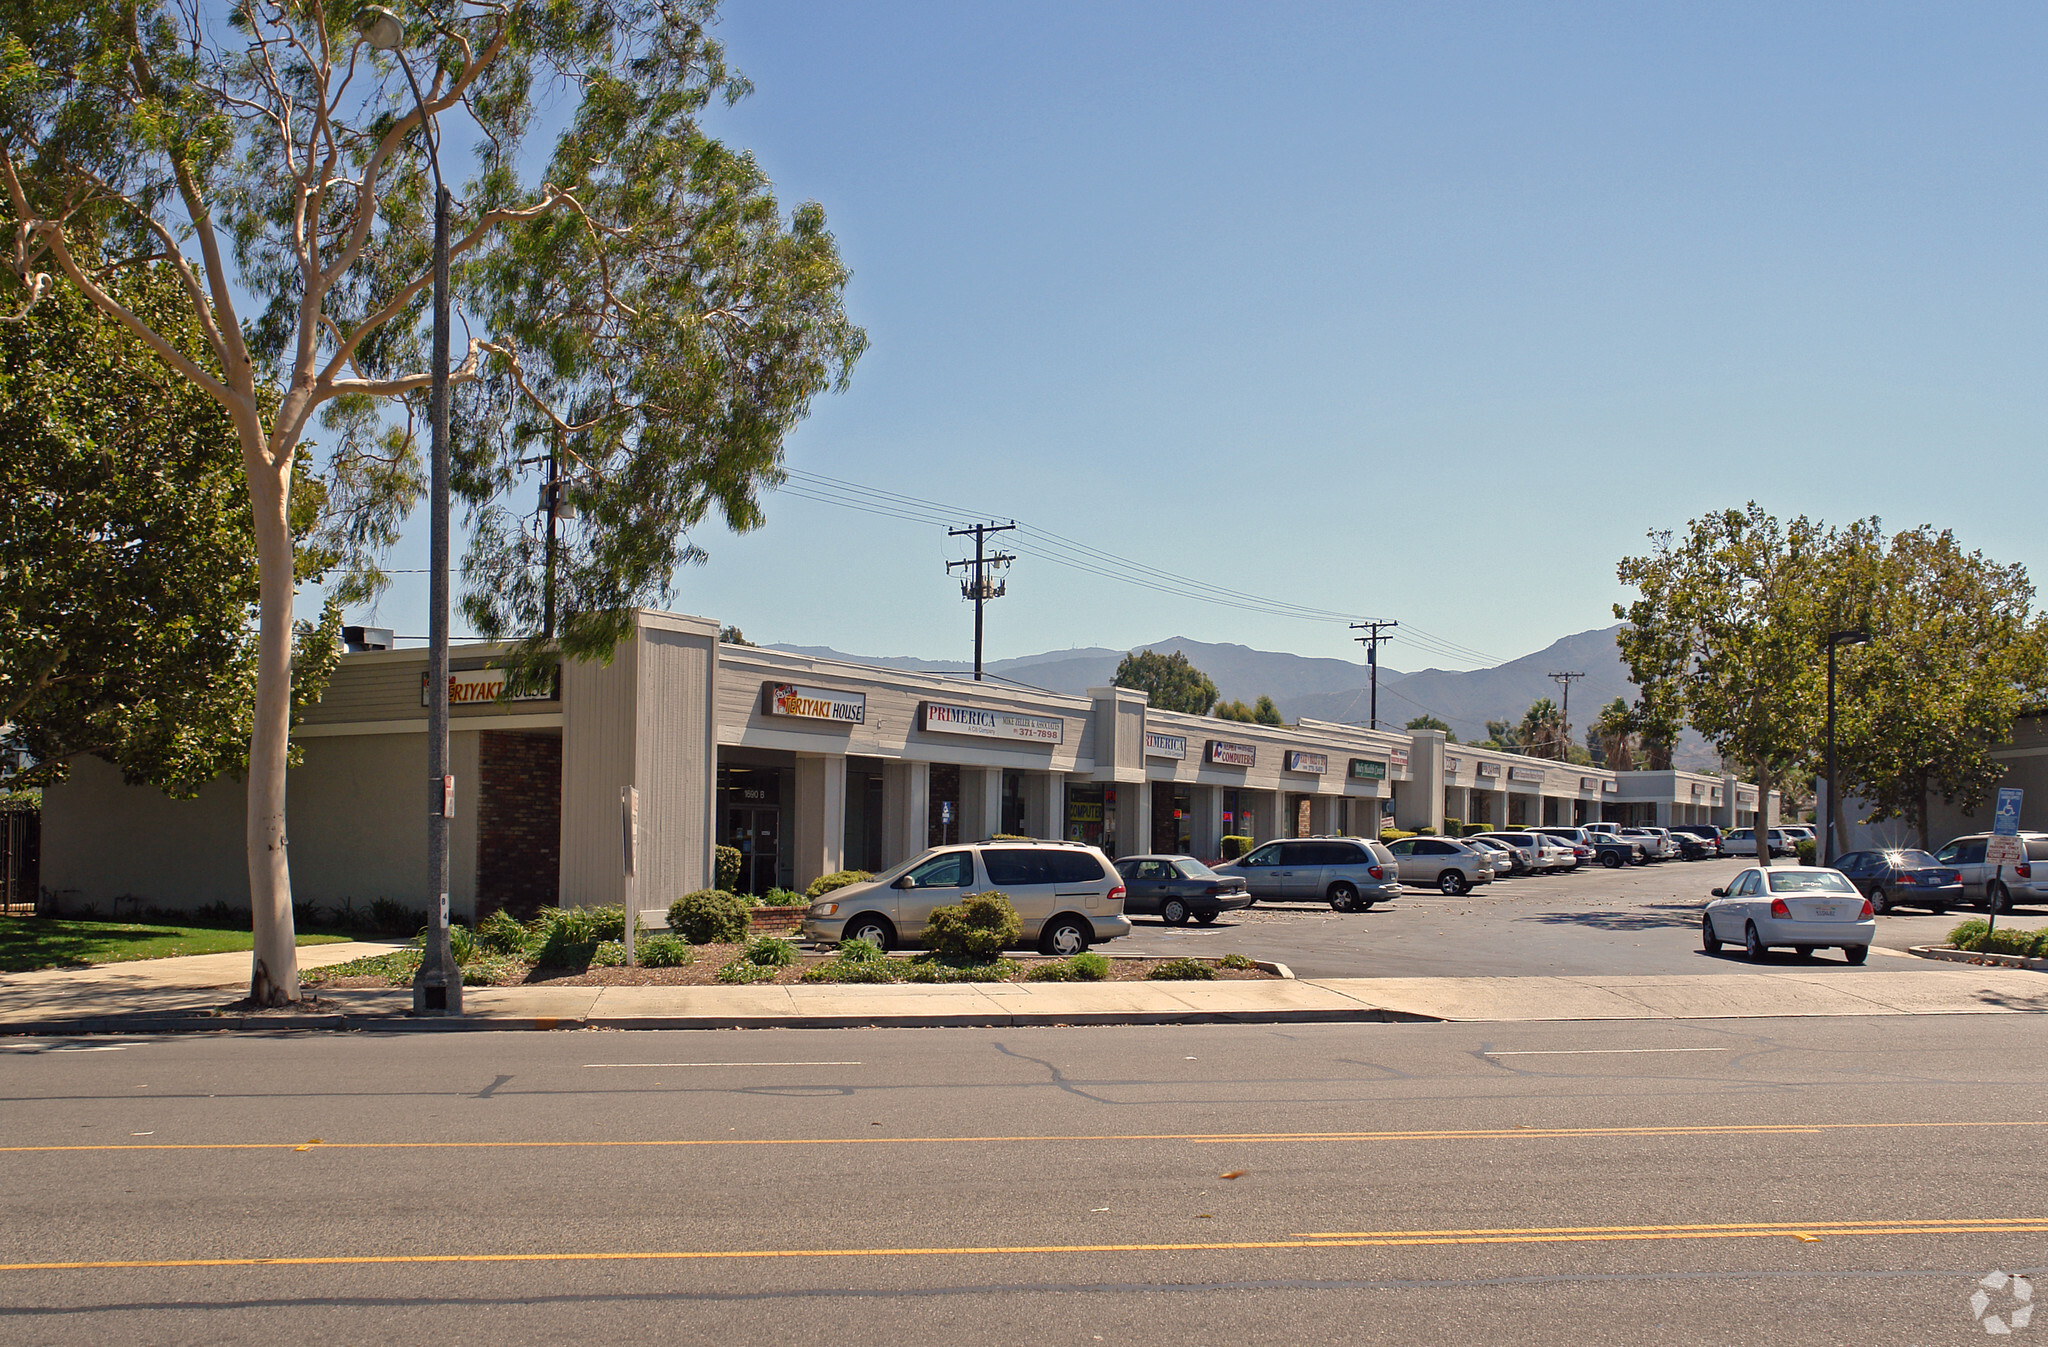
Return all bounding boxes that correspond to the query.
[2018,863,2033,879]
[1205,884,1225,895]
[1368,865,1384,880]
[1770,898,1790,918]
[1860,898,1874,918]
[1107,884,1126,906]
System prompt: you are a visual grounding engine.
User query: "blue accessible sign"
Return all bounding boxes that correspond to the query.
[1987,788,2025,868]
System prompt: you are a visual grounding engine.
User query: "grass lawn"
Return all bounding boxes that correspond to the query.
[0,918,352,973]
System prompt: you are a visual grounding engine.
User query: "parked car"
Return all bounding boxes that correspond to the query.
[1113,854,1255,926]
[1617,827,1677,860]
[1463,835,1526,876]
[1668,832,1715,862]
[1667,824,1726,857]
[1931,832,2048,913]
[1781,825,1818,844]
[1384,836,1494,895]
[801,840,1130,954]
[1473,831,1575,874]
[1702,865,1876,963]
[1215,837,1403,912]
[1830,848,1963,914]
[1723,827,1798,858]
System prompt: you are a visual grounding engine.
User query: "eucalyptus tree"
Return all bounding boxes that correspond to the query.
[3,0,865,1001]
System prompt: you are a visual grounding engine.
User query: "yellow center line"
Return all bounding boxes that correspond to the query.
[5,1219,2043,1274]
[4,1119,2045,1155]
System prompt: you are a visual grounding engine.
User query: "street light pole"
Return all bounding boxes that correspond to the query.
[361,8,459,1013]
[1823,629,1872,867]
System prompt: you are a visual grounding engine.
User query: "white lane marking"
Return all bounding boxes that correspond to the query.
[1483,1048,1731,1057]
[581,1061,864,1069]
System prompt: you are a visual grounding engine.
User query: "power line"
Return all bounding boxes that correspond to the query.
[1349,620,1399,730]
[946,522,1015,681]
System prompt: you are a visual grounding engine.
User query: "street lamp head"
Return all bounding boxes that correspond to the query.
[1828,629,1874,649]
[358,6,406,51]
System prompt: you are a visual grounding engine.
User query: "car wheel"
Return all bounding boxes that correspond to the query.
[1194,910,1218,925]
[1931,903,1948,916]
[1843,944,1869,965]
[1744,921,1767,962]
[1701,913,1722,954]
[1794,945,1817,959]
[1438,870,1469,896]
[1161,898,1191,926]
[1869,887,1891,915]
[1038,915,1091,957]
[1328,882,1359,913]
[843,915,894,952]
[1988,882,2012,914]
[1602,852,1622,869]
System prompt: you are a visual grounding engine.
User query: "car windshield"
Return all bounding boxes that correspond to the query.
[1765,870,1857,894]
[1888,850,1941,869]
[1172,858,1221,879]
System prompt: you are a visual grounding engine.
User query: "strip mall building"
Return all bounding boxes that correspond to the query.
[40,609,1777,918]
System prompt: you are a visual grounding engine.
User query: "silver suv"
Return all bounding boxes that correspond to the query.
[1933,832,2048,913]
[800,840,1131,955]
[1215,837,1402,912]
[1384,836,1494,894]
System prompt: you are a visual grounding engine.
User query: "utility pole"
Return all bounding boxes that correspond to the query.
[947,522,1016,681]
[1349,621,1398,729]
[1548,671,1587,760]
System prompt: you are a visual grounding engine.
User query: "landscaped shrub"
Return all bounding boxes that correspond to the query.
[1025,951,1112,982]
[742,935,801,967]
[921,891,1022,960]
[1412,826,1436,836]
[715,845,743,890]
[716,956,780,985]
[901,957,1021,983]
[637,934,696,968]
[412,921,477,964]
[370,897,421,932]
[1218,953,1257,971]
[799,957,898,984]
[1379,829,1417,843]
[476,908,533,957]
[1443,818,1464,835]
[836,936,885,962]
[461,955,523,986]
[805,870,873,899]
[1795,838,1817,865]
[760,888,806,908]
[1219,836,1253,860]
[667,889,752,944]
[1147,957,1216,981]
[591,940,627,967]
[1948,919,2048,958]
[532,906,625,966]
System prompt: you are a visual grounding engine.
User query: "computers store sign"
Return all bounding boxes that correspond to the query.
[764,683,867,724]
[921,702,1066,744]
[1206,740,1257,767]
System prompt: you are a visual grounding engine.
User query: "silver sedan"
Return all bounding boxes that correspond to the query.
[1702,866,1876,964]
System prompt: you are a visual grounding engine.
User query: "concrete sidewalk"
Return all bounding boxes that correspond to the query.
[2,945,2046,1032]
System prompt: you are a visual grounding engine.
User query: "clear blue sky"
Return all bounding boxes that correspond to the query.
[341,0,2048,673]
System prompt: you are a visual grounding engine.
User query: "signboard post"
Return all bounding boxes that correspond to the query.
[622,785,639,967]
[1986,787,2023,935]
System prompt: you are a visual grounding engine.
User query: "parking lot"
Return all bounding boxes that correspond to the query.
[1115,854,2048,980]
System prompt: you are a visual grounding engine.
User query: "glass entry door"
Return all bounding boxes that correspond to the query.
[726,805,780,895]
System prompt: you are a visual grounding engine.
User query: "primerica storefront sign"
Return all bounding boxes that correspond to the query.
[420,667,558,706]
[1206,739,1257,767]
[1144,731,1189,759]
[764,682,867,724]
[921,702,1065,744]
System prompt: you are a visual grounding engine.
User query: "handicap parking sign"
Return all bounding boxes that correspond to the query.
[1994,787,2023,836]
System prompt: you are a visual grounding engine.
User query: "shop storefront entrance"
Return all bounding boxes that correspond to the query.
[717,761,783,895]
[1066,783,1117,856]
[1151,783,1191,854]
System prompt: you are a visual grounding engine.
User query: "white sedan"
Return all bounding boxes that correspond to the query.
[1703,865,1876,964]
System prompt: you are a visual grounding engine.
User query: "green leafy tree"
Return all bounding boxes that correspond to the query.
[1588,698,1636,771]
[1405,713,1457,743]
[0,258,340,795]
[1114,650,1218,716]
[1213,699,1253,722]
[1252,694,1284,726]
[3,0,863,1001]
[1481,718,1520,751]
[1616,505,1828,864]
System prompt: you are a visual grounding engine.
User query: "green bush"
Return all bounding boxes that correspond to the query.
[1412,826,1436,836]
[1948,919,2048,958]
[991,833,1032,841]
[532,906,625,966]
[1948,918,1990,947]
[1443,817,1464,835]
[1219,836,1253,860]
[716,957,780,985]
[370,897,423,932]
[461,955,524,986]
[1025,951,1113,983]
[799,957,898,984]
[637,934,696,968]
[1462,824,1493,837]
[836,936,885,963]
[667,889,752,944]
[1218,953,1257,971]
[1379,829,1417,843]
[805,870,874,899]
[742,935,801,968]
[714,845,743,890]
[921,891,1022,960]
[476,908,533,957]
[901,957,1021,983]
[412,922,478,965]
[760,887,806,908]
[592,940,627,967]
[1147,957,1217,981]
[1795,838,1817,866]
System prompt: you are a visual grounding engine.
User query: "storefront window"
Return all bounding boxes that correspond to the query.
[717,762,782,895]
[1065,783,1116,857]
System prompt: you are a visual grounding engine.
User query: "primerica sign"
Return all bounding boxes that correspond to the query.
[764,683,867,724]
[1206,740,1257,767]
[921,702,1065,744]
[1285,750,1328,775]
[420,667,557,707]
[1144,731,1189,759]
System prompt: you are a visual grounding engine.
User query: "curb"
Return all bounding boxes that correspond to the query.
[1909,944,2048,973]
[0,1005,1438,1036]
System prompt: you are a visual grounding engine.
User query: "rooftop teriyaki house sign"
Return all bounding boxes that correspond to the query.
[764,683,867,724]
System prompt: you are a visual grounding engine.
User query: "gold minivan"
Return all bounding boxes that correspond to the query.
[801,840,1131,955]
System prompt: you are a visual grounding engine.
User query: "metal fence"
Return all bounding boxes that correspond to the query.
[2,810,39,915]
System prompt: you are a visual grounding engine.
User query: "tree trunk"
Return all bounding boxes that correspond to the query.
[1754,761,1773,867]
[245,454,299,1005]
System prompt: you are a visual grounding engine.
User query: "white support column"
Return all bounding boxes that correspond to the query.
[1120,779,1152,860]
[1024,771,1062,840]
[961,767,1003,841]
[881,760,930,868]
[1191,785,1223,857]
[1654,797,1673,828]
[792,752,847,894]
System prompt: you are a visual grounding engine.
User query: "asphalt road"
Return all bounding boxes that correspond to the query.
[5,1017,2047,1344]
[1117,856,2048,979]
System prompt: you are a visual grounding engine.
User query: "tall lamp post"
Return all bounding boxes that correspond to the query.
[361,7,459,1014]
[1823,629,1872,867]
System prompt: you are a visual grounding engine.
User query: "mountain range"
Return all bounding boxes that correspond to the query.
[770,624,1720,770]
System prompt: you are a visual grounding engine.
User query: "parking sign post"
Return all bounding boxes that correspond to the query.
[1986,787,2024,936]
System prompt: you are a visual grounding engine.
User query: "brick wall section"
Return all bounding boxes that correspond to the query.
[477,731,561,918]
